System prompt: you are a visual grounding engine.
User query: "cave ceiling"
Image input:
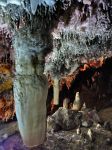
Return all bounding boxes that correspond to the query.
[0,0,112,77]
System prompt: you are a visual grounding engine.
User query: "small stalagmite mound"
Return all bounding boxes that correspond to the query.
[72,92,82,111]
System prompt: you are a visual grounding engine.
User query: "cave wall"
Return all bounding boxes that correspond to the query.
[0,0,112,117]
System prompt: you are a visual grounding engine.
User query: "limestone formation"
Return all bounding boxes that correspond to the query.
[0,0,112,148]
[53,78,59,105]
[13,28,49,147]
[72,92,82,111]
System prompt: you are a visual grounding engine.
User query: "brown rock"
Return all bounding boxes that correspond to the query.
[98,107,112,123]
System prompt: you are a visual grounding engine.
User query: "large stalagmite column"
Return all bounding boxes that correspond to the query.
[13,28,48,147]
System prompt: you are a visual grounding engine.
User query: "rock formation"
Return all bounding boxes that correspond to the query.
[0,0,112,147]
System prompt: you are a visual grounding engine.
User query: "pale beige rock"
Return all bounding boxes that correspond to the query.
[13,29,48,147]
[72,92,81,111]
[14,75,48,147]
[53,78,59,105]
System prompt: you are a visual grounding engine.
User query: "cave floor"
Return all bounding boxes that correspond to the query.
[0,107,112,150]
[0,125,112,150]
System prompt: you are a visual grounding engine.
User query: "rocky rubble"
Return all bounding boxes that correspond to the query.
[47,107,82,132]
[47,106,103,132]
[0,107,111,150]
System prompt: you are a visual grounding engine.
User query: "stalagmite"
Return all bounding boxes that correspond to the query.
[72,92,81,111]
[13,28,48,147]
[63,98,70,109]
[81,102,87,111]
[53,77,59,105]
[87,129,93,141]
[76,127,81,135]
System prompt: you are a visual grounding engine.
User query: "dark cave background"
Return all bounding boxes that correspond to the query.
[47,57,112,114]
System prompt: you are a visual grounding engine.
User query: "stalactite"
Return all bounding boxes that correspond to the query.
[30,0,38,15]
[53,77,59,105]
